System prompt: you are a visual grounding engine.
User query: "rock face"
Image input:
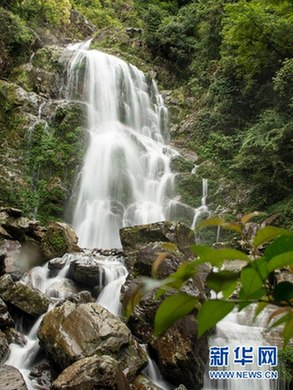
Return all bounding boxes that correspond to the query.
[0,274,50,316]
[0,365,28,389]
[38,302,147,380]
[121,221,209,390]
[52,355,130,390]
[68,257,102,287]
[131,374,163,390]
[0,298,14,328]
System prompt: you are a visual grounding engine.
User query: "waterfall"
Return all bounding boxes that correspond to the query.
[66,41,181,250]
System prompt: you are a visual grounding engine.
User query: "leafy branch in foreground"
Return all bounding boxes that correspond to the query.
[125,213,293,346]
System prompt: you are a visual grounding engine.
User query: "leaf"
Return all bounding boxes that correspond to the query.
[154,293,198,336]
[254,301,268,320]
[283,312,293,347]
[268,307,290,324]
[253,226,291,248]
[241,211,265,225]
[206,271,239,297]
[238,287,266,311]
[152,252,168,277]
[197,300,235,337]
[264,235,293,260]
[191,245,249,266]
[273,282,293,301]
[251,257,269,281]
[196,217,224,229]
[270,313,289,330]
[267,251,293,272]
[196,217,242,234]
[240,267,264,296]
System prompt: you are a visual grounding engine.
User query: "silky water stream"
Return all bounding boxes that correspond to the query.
[5,41,282,390]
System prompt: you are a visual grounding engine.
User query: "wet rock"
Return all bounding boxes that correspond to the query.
[0,365,28,389]
[52,355,130,390]
[0,210,39,242]
[0,208,23,218]
[48,257,67,272]
[68,257,102,287]
[0,298,14,328]
[56,291,94,307]
[120,221,195,257]
[0,274,50,316]
[41,222,79,260]
[0,330,9,364]
[131,374,162,390]
[4,327,26,346]
[30,358,59,389]
[69,9,96,38]
[38,302,147,379]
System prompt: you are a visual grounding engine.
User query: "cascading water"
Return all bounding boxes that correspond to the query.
[66,41,191,250]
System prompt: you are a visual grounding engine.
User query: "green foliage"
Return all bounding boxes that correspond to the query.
[20,0,71,27]
[0,7,35,76]
[221,0,293,89]
[127,214,293,348]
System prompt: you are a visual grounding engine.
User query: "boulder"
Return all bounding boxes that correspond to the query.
[0,274,50,316]
[29,358,59,389]
[0,365,27,389]
[0,298,14,328]
[38,302,147,379]
[0,239,22,277]
[68,257,102,287]
[131,374,162,390]
[52,355,129,390]
[120,221,195,257]
[4,327,26,346]
[0,330,9,364]
[41,222,79,260]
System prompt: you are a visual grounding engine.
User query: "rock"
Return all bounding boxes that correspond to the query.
[175,386,188,390]
[0,330,9,364]
[0,210,40,242]
[56,291,94,307]
[0,239,22,277]
[69,9,96,38]
[0,298,14,328]
[41,222,79,260]
[4,327,26,346]
[0,274,50,316]
[0,365,28,389]
[38,302,147,379]
[124,241,184,278]
[48,257,67,272]
[68,257,102,287]
[0,208,23,218]
[120,221,195,257]
[52,355,130,390]
[29,358,59,389]
[131,374,162,390]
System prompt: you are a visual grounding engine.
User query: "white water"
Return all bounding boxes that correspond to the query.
[66,41,201,249]
[202,309,281,390]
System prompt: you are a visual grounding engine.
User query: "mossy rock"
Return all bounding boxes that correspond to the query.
[41,221,79,260]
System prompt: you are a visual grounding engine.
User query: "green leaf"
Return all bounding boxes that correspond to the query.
[241,267,264,296]
[273,282,293,301]
[196,217,242,234]
[254,301,268,320]
[283,313,293,347]
[191,245,249,267]
[251,257,269,281]
[238,287,266,311]
[206,271,239,297]
[268,251,293,272]
[270,313,289,329]
[253,226,291,248]
[154,293,198,336]
[241,211,265,225]
[197,300,235,337]
[264,235,293,260]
